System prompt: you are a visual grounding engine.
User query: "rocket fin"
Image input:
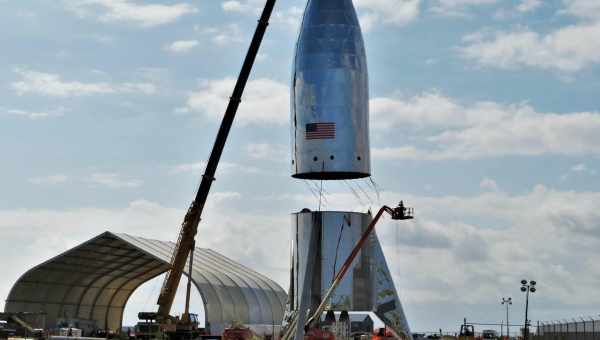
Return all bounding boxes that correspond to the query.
[371,233,412,340]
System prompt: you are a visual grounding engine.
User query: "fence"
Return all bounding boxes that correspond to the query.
[535,317,600,340]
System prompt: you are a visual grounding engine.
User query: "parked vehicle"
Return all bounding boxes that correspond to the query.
[482,330,498,339]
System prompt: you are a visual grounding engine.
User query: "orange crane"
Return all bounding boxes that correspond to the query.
[137,1,277,338]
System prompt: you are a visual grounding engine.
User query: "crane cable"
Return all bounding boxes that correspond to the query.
[368,176,382,203]
[331,215,351,284]
[344,180,366,206]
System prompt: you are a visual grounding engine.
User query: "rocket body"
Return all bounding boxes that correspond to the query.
[287,1,413,339]
[291,0,371,180]
[289,211,412,339]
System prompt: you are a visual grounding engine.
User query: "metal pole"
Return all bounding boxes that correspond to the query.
[557,321,560,340]
[525,288,530,340]
[507,302,510,338]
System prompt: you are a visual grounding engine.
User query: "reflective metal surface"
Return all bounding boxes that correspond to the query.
[289,211,411,338]
[371,232,412,339]
[291,0,371,180]
[5,232,287,335]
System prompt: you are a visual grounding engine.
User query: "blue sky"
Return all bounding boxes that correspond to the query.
[1,0,600,334]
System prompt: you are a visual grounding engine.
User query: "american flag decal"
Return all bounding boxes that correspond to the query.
[306,122,335,140]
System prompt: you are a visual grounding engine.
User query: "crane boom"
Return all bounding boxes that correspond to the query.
[156,0,277,319]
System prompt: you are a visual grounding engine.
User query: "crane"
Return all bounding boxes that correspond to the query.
[137,1,277,338]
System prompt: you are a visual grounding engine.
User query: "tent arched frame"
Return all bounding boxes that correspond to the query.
[5,232,286,334]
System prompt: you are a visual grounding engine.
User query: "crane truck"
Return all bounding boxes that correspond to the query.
[136,1,277,339]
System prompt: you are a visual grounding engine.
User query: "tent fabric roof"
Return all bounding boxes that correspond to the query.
[4,232,287,333]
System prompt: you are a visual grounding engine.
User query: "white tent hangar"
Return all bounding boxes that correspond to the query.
[4,232,287,335]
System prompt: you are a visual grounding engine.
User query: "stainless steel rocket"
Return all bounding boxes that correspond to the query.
[291,0,371,180]
[287,1,413,339]
[288,211,412,340]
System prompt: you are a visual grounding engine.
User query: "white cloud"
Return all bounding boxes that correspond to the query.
[370,93,466,130]
[163,40,198,53]
[372,146,423,160]
[199,24,245,46]
[12,68,156,97]
[173,107,190,114]
[272,6,304,32]
[1,107,65,120]
[256,53,269,62]
[460,23,600,73]
[169,161,261,176]
[87,173,143,189]
[28,175,69,185]
[384,188,596,298]
[169,161,237,175]
[516,0,542,12]
[221,0,263,13]
[222,1,245,12]
[461,0,600,73]
[222,1,418,31]
[562,163,597,180]
[2,185,600,322]
[571,163,589,173]
[355,0,421,30]
[479,177,499,192]
[429,0,497,17]
[170,162,206,174]
[119,82,157,94]
[63,0,197,27]
[219,2,304,35]
[86,34,116,44]
[561,0,600,20]
[186,77,289,125]
[245,143,287,161]
[259,185,600,309]
[370,92,600,160]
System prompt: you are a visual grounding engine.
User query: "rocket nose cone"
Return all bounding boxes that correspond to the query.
[303,0,360,27]
[291,0,371,180]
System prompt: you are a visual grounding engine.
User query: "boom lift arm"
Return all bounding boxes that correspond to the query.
[155,0,278,322]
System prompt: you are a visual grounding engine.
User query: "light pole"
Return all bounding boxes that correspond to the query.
[502,297,512,339]
[521,280,537,340]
